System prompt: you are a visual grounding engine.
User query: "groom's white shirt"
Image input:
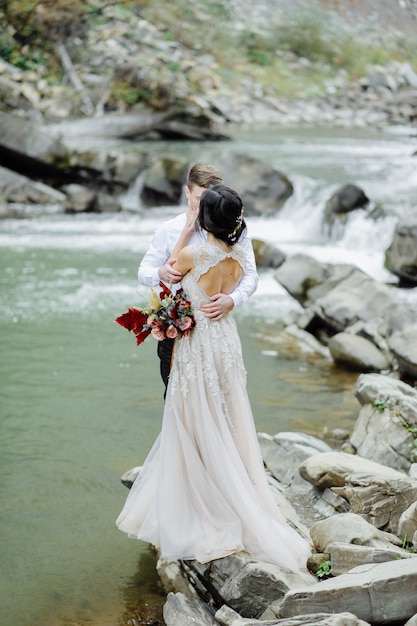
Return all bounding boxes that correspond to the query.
[138,212,258,307]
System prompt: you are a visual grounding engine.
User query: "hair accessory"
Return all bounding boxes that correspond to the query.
[228,207,244,240]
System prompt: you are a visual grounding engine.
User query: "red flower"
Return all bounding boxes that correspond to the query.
[115,282,195,348]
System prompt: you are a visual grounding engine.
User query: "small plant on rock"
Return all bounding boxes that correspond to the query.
[315,559,332,579]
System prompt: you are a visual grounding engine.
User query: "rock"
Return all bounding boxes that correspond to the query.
[258,432,331,489]
[279,559,417,624]
[385,220,417,285]
[46,110,182,140]
[326,541,415,576]
[398,502,417,545]
[252,239,286,268]
[310,512,402,553]
[141,156,188,205]
[120,465,141,488]
[275,255,417,379]
[163,592,218,626]
[325,184,369,215]
[335,473,417,533]
[0,165,66,208]
[215,604,370,625]
[327,332,389,372]
[218,560,313,618]
[299,451,406,490]
[158,552,315,621]
[258,432,337,528]
[96,191,121,212]
[265,475,311,540]
[310,268,410,335]
[306,552,331,576]
[274,255,355,307]
[387,327,417,380]
[0,110,65,159]
[351,373,417,471]
[63,183,96,213]
[208,152,294,216]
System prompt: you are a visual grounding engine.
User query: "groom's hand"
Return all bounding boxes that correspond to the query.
[158,258,183,284]
[201,294,234,321]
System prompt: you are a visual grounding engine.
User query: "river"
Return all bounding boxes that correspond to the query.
[1,125,416,625]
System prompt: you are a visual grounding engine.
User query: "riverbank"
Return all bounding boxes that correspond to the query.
[1,1,417,131]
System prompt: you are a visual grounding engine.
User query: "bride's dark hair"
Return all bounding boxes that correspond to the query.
[198,184,246,245]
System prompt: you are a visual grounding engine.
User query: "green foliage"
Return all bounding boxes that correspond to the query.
[315,560,332,579]
[238,30,277,66]
[275,5,337,64]
[0,30,14,63]
[372,398,387,413]
[405,423,417,436]
[0,0,87,45]
[110,81,142,107]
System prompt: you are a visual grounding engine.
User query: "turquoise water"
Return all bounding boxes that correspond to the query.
[1,125,416,625]
[0,238,358,626]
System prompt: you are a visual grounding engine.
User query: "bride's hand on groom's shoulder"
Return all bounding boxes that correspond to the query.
[201,294,234,321]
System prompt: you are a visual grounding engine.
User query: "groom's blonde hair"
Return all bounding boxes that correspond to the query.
[187,163,222,190]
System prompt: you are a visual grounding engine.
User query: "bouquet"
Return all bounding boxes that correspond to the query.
[115,281,195,346]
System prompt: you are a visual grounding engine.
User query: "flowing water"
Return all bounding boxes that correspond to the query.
[1,125,417,625]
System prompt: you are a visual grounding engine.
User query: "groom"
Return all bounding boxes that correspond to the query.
[138,162,258,395]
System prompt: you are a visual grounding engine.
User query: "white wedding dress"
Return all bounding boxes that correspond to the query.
[116,243,311,570]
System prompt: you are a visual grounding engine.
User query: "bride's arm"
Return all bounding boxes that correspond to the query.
[169,202,199,262]
[172,246,194,276]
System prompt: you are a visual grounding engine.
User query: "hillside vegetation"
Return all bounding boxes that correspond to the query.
[1,0,417,117]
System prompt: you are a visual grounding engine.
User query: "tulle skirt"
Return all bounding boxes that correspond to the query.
[116,313,311,570]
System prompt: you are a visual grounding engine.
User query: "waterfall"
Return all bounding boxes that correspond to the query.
[119,170,147,212]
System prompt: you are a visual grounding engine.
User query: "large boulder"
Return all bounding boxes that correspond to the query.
[323,184,370,235]
[335,473,417,533]
[327,332,389,372]
[310,512,402,553]
[141,156,189,205]
[158,552,314,620]
[299,451,406,490]
[279,559,417,624]
[215,604,370,626]
[164,592,218,626]
[351,373,417,471]
[0,110,65,160]
[275,256,417,380]
[206,152,294,216]
[325,541,415,576]
[387,327,417,380]
[325,184,370,215]
[252,239,286,269]
[398,502,417,549]
[385,220,417,285]
[310,269,411,335]
[0,165,66,215]
[274,255,356,307]
[259,432,331,489]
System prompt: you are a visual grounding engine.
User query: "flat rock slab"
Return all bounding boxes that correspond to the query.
[216,604,370,625]
[279,558,417,624]
[299,451,406,489]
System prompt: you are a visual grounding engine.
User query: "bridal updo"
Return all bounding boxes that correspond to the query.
[198,184,246,245]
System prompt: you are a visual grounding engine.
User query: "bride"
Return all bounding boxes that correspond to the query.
[116,184,311,569]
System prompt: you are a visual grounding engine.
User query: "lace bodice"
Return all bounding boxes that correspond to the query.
[170,242,247,401]
[181,242,246,310]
